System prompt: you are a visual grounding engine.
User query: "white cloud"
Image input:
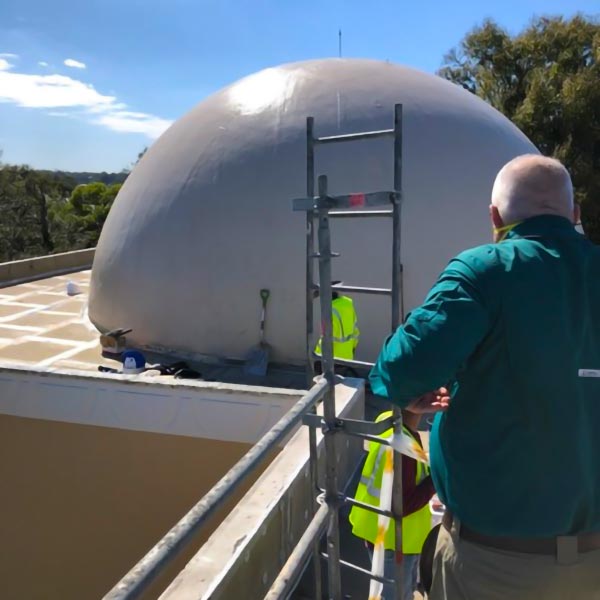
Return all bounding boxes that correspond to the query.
[0,53,18,59]
[95,111,173,138]
[64,58,86,69]
[38,61,49,67]
[0,63,172,139]
[0,71,114,108]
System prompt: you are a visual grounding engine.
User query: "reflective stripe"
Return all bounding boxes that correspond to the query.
[361,444,386,499]
[314,296,359,359]
[360,424,426,500]
[331,307,359,343]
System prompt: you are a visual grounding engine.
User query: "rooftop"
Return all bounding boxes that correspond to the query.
[0,268,308,388]
[0,269,103,371]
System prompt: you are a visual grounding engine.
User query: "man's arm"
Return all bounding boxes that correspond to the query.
[370,256,492,407]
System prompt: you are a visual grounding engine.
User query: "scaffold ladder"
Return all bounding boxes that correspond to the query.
[288,104,406,599]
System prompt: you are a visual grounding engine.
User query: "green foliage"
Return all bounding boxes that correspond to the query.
[0,166,74,261]
[439,15,600,243]
[0,165,122,262]
[50,182,122,251]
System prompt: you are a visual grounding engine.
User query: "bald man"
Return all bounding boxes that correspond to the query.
[370,155,600,599]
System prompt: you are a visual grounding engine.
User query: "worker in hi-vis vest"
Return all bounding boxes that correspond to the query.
[349,410,435,600]
[314,281,360,362]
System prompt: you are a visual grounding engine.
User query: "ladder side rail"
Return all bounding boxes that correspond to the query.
[305,115,323,600]
[317,174,343,600]
[306,115,316,385]
[391,102,404,600]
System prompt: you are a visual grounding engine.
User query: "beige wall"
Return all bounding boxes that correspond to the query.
[0,415,276,600]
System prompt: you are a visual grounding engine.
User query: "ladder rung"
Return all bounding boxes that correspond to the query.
[309,252,341,259]
[293,190,399,212]
[333,284,392,296]
[343,495,395,518]
[332,357,375,370]
[328,210,393,218]
[320,553,395,585]
[315,128,394,145]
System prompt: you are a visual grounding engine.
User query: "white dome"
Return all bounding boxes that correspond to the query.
[89,59,538,365]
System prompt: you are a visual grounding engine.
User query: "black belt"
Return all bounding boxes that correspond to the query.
[442,511,600,556]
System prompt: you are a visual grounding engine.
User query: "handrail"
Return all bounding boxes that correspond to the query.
[264,502,329,599]
[103,377,329,600]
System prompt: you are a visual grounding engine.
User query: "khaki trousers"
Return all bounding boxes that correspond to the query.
[430,520,600,600]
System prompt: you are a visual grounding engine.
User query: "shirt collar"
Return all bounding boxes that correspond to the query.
[505,215,578,241]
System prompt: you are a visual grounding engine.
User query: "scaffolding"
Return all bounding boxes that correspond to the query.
[278,103,405,599]
[103,104,405,600]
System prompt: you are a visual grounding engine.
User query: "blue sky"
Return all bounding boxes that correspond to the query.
[0,0,596,172]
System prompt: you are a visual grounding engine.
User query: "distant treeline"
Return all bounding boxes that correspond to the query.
[0,165,123,262]
[44,171,128,186]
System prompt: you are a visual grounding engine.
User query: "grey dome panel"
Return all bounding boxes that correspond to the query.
[89,59,538,365]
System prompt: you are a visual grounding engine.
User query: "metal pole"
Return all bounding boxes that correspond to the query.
[306,116,316,385]
[391,103,404,600]
[309,422,323,600]
[392,103,403,331]
[103,379,328,600]
[317,174,343,600]
[306,116,323,600]
[264,503,330,600]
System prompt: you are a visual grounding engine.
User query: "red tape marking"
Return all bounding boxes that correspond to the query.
[349,193,365,207]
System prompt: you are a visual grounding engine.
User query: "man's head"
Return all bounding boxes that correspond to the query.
[490,155,579,242]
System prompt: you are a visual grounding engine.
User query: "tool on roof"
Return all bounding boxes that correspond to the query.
[243,288,271,377]
[99,327,132,356]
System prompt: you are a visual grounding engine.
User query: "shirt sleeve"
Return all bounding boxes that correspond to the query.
[369,256,491,406]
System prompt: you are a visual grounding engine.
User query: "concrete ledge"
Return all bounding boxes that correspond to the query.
[0,248,95,287]
[0,363,305,444]
[159,379,365,600]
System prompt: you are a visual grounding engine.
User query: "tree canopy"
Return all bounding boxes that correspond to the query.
[439,14,600,243]
[0,166,122,262]
[0,166,74,261]
[50,181,122,251]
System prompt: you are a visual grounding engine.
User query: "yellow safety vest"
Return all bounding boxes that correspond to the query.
[314,296,360,360]
[349,411,432,554]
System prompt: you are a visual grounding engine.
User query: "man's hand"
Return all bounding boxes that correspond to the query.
[406,387,450,414]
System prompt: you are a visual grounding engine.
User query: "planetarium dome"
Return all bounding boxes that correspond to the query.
[89,58,538,365]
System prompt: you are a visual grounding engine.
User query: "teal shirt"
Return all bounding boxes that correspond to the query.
[370,215,600,536]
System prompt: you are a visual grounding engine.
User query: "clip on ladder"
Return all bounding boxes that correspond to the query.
[293,104,405,600]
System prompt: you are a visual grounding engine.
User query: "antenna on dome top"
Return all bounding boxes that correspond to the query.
[338,29,342,58]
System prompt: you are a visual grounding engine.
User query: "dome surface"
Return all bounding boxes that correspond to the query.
[89,59,538,365]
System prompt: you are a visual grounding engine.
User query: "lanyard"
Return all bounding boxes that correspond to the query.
[493,220,523,242]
